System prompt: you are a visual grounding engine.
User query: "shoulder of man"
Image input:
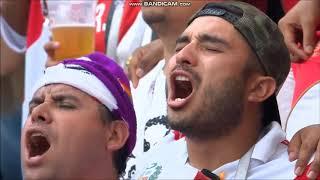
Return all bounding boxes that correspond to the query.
[250,137,318,179]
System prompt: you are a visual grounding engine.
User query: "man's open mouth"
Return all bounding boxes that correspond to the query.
[175,75,193,99]
[27,131,50,158]
[168,73,194,108]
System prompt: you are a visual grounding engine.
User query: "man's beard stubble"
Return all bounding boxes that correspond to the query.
[168,76,246,140]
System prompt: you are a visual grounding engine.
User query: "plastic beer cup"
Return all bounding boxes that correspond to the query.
[47,1,97,61]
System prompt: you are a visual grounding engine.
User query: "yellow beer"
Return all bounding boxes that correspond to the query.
[51,24,95,61]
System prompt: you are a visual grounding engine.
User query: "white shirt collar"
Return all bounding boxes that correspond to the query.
[181,121,287,172]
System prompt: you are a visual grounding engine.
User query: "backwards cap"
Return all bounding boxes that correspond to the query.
[31,52,136,157]
[188,1,291,126]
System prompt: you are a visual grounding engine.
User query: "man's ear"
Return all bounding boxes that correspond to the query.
[105,120,129,151]
[247,76,276,103]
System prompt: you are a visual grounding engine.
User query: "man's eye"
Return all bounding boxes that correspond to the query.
[203,45,222,53]
[58,102,76,109]
[206,48,219,52]
[175,44,186,53]
[175,47,182,53]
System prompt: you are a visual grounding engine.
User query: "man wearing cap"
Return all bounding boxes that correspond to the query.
[136,2,320,179]
[21,52,136,179]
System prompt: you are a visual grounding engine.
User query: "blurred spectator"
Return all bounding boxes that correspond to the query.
[277,0,320,132]
[0,0,29,179]
[277,0,320,177]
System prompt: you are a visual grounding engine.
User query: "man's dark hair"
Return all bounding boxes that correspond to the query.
[98,105,128,177]
[242,50,264,80]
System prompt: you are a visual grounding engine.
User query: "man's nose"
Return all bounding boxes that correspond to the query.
[29,103,52,124]
[175,43,198,66]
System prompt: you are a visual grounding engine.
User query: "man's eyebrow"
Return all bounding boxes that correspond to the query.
[176,35,190,45]
[197,33,230,48]
[51,94,80,103]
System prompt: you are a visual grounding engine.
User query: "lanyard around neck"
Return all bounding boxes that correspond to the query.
[234,145,255,179]
[186,139,257,179]
[194,144,255,179]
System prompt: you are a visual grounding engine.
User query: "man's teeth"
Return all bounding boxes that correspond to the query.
[175,75,189,81]
[31,132,44,137]
[175,98,184,102]
[30,133,46,140]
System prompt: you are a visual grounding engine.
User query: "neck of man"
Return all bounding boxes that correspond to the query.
[108,169,118,180]
[186,105,263,171]
[151,22,185,61]
[84,154,118,180]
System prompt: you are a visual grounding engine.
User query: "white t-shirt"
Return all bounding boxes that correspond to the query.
[135,122,303,179]
[126,60,169,178]
[280,40,320,140]
[285,83,320,140]
[277,69,295,126]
